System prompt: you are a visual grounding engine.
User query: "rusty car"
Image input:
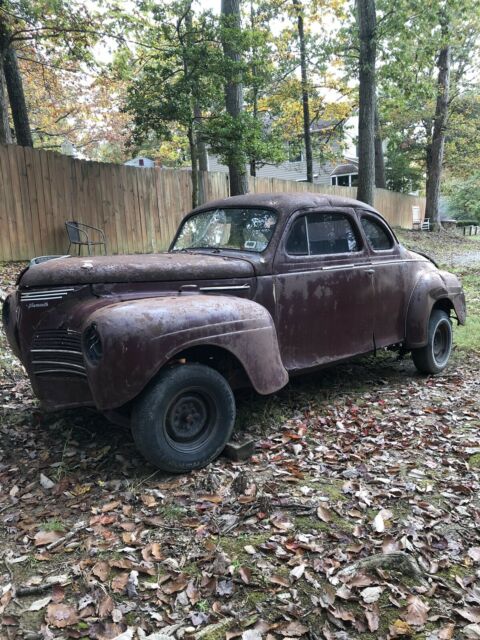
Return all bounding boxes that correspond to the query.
[2,193,466,472]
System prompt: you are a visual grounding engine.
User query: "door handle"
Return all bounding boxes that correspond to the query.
[365,269,375,274]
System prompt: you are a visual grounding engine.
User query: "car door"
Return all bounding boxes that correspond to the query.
[273,208,375,372]
[357,211,407,348]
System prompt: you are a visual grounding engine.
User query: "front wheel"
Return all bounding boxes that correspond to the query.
[131,363,235,473]
[411,309,453,374]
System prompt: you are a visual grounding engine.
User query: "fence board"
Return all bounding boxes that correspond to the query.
[0,144,426,261]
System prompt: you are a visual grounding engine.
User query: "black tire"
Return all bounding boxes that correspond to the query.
[411,309,452,374]
[131,363,235,473]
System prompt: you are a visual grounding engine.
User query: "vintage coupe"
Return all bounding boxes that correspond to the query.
[2,193,466,472]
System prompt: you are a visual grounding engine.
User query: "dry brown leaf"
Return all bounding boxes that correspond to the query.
[317,504,333,523]
[389,619,413,636]
[455,607,480,624]
[45,603,78,628]
[277,621,309,636]
[438,623,455,639]
[365,604,379,632]
[141,542,163,562]
[269,574,290,587]
[101,500,120,512]
[162,576,188,594]
[197,494,223,503]
[405,595,430,626]
[331,607,355,622]
[51,584,65,604]
[98,595,114,618]
[34,530,63,547]
[111,572,129,593]
[239,566,252,584]
[141,494,157,507]
[92,561,110,582]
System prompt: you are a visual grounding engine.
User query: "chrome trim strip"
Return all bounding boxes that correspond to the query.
[279,259,424,277]
[322,263,356,271]
[22,294,71,300]
[34,369,87,377]
[31,349,83,356]
[22,288,75,295]
[199,284,251,291]
[32,360,85,371]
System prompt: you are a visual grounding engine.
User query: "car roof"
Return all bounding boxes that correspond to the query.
[192,192,379,217]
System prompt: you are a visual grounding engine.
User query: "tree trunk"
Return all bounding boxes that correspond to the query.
[249,1,257,178]
[194,102,208,205]
[4,46,33,147]
[0,64,11,144]
[425,42,451,231]
[188,123,199,209]
[221,0,249,196]
[356,0,376,205]
[374,102,386,189]
[293,0,313,183]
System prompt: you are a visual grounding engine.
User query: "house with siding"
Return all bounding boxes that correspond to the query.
[207,116,359,186]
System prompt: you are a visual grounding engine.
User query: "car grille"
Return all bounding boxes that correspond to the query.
[30,329,86,377]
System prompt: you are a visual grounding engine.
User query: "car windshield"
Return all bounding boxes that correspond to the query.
[172,208,278,253]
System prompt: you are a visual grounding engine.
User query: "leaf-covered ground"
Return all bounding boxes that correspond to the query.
[1,231,479,640]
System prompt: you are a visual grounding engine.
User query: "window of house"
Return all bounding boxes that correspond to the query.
[331,173,358,187]
[361,216,394,250]
[286,212,360,256]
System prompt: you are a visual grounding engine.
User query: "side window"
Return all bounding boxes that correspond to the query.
[286,212,359,256]
[286,217,308,255]
[361,216,394,251]
[307,212,359,255]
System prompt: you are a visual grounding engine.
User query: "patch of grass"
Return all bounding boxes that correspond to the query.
[217,533,271,565]
[295,512,354,534]
[158,504,186,521]
[469,453,480,468]
[42,518,66,532]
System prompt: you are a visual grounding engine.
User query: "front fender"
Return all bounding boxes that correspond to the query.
[405,270,466,348]
[83,294,289,410]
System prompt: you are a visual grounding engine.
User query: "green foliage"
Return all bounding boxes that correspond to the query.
[384,136,424,194]
[444,173,480,223]
[377,0,480,194]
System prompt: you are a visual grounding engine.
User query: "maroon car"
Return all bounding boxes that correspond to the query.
[2,193,466,472]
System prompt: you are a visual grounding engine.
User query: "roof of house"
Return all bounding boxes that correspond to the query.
[331,162,358,176]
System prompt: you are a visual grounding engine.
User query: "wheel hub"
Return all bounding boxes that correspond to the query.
[166,393,209,442]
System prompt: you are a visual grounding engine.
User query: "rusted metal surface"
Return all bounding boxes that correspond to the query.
[2,192,466,414]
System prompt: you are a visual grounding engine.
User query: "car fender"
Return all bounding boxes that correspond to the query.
[82,294,289,410]
[405,269,466,348]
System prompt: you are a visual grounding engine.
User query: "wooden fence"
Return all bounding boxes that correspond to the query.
[0,144,426,261]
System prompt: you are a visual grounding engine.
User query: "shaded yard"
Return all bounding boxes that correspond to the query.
[0,231,479,640]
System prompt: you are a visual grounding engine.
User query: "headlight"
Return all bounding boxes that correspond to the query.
[83,323,103,365]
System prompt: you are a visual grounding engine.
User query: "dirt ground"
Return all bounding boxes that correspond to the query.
[0,231,479,640]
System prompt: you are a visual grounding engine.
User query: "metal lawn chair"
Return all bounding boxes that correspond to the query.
[65,221,107,255]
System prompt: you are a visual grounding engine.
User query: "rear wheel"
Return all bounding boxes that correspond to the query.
[411,309,452,374]
[131,363,235,473]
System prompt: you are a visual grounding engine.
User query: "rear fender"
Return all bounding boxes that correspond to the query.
[82,294,289,410]
[405,270,466,348]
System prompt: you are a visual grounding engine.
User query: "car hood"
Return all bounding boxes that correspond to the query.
[20,252,255,287]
